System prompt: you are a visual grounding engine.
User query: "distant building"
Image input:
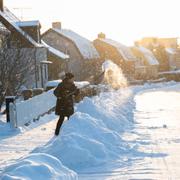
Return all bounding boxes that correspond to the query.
[42,40,69,80]
[131,46,159,79]
[42,22,100,81]
[135,37,172,72]
[165,48,180,70]
[93,33,137,78]
[135,37,178,49]
[0,2,48,88]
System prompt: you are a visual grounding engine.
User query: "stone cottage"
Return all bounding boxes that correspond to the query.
[42,22,100,81]
[93,33,137,79]
[131,46,159,79]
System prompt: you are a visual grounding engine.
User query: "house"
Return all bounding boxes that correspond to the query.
[42,22,100,81]
[0,6,16,47]
[135,37,171,72]
[135,37,178,49]
[42,40,69,80]
[15,20,41,44]
[131,46,159,79]
[0,1,48,89]
[165,48,180,70]
[93,33,137,78]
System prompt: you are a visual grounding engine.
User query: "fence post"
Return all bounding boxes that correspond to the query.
[5,96,15,123]
[9,102,17,128]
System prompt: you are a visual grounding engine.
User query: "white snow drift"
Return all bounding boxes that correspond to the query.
[1,81,180,179]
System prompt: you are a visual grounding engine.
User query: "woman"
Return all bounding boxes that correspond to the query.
[54,73,79,135]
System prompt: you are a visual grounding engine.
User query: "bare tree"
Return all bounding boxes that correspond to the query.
[0,36,35,111]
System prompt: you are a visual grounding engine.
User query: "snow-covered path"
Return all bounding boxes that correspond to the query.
[1,83,180,180]
[0,114,57,172]
[79,86,180,179]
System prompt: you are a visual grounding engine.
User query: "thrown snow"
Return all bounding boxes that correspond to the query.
[102,60,128,88]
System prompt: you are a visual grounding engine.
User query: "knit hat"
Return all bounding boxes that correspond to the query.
[65,72,74,79]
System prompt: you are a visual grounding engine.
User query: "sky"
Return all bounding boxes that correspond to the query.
[5,0,180,45]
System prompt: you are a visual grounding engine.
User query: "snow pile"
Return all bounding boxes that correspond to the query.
[1,153,78,180]
[102,60,128,88]
[0,115,21,137]
[2,81,179,179]
[33,87,135,171]
[53,28,100,60]
[34,82,178,173]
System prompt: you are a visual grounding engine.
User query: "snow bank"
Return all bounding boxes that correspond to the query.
[34,88,135,171]
[0,115,21,137]
[34,82,179,172]
[1,153,78,180]
[2,81,179,179]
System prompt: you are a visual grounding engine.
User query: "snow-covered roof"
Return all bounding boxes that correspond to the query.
[165,48,176,55]
[2,7,19,22]
[100,38,137,62]
[16,20,41,27]
[52,28,100,60]
[0,10,42,48]
[42,41,69,60]
[0,7,19,32]
[138,46,159,65]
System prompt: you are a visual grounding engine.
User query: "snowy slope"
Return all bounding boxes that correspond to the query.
[1,153,77,180]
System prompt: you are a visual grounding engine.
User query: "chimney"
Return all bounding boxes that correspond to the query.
[98,32,106,39]
[52,22,61,30]
[0,0,3,11]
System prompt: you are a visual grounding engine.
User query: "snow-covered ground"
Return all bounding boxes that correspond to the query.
[0,81,180,179]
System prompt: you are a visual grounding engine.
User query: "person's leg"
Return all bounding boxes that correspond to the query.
[55,115,65,135]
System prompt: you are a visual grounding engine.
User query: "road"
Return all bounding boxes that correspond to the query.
[79,89,180,180]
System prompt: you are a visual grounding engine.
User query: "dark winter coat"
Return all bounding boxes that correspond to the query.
[54,79,79,116]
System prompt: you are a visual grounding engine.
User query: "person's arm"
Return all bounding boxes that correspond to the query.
[71,84,80,96]
[53,83,63,97]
